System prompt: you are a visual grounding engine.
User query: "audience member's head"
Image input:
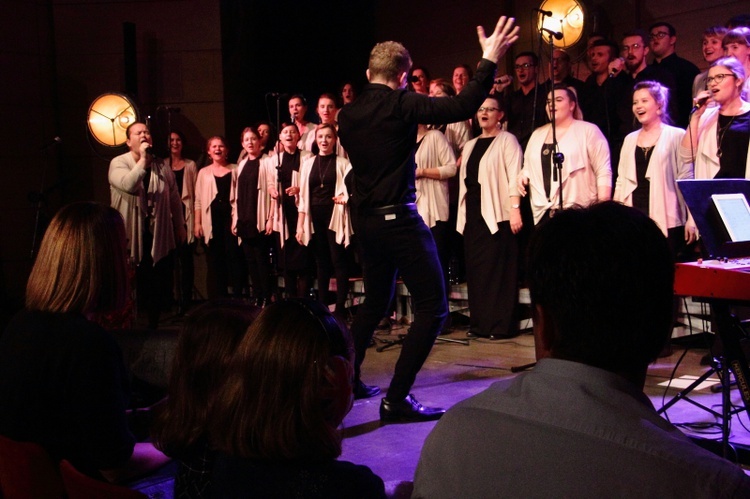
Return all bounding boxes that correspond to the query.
[722,27,750,67]
[527,202,674,385]
[633,80,672,125]
[514,52,539,88]
[26,202,129,318]
[588,39,619,75]
[153,299,260,457]
[452,63,473,93]
[429,78,456,97]
[211,299,355,461]
[368,41,412,86]
[701,26,728,64]
[621,29,650,73]
[649,22,678,60]
[409,66,431,94]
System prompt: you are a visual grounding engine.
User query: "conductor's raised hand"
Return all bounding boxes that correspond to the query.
[479,16,520,63]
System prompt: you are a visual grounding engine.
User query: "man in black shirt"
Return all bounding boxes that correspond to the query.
[338,15,519,423]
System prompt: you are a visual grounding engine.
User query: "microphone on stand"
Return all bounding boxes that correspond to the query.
[533,8,553,16]
[541,28,563,40]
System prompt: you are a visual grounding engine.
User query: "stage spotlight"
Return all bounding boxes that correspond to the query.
[87,93,139,147]
[537,0,587,49]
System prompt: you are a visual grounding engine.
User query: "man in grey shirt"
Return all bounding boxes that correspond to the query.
[413,202,750,498]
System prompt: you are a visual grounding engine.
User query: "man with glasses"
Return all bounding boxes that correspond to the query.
[649,22,700,127]
[499,52,549,150]
[542,48,584,97]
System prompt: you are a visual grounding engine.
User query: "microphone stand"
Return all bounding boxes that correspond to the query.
[543,31,565,211]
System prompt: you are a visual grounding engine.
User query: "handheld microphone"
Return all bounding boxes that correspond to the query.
[145,146,154,156]
[533,8,553,16]
[690,95,710,114]
[541,28,563,40]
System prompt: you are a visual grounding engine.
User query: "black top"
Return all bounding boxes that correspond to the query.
[650,53,700,128]
[465,137,494,215]
[338,58,496,212]
[310,155,338,206]
[236,159,260,239]
[541,142,556,199]
[0,311,135,478]
[580,72,630,142]
[505,84,550,150]
[212,454,386,499]
[633,146,653,214]
[716,110,750,179]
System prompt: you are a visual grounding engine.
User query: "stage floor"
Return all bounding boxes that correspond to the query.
[338,317,750,491]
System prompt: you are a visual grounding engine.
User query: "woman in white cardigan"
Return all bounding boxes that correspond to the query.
[519,85,612,225]
[230,126,274,306]
[415,122,457,301]
[168,130,197,314]
[681,57,750,180]
[296,124,352,315]
[457,97,523,339]
[614,81,696,255]
[194,136,241,298]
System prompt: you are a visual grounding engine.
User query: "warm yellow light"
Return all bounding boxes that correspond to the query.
[87,93,139,147]
[537,0,586,48]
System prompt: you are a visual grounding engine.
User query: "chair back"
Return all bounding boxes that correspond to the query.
[59,460,147,499]
[0,434,64,499]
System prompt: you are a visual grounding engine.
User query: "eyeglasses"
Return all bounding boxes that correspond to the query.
[478,107,499,113]
[649,31,670,40]
[514,63,536,70]
[706,73,736,85]
[621,43,642,52]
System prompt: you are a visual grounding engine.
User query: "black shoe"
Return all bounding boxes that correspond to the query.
[353,381,381,399]
[380,394,445,423]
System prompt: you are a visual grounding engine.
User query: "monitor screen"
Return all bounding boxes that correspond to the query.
[712,193,750,242]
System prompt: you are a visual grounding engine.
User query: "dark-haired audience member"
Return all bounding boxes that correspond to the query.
[579,39,629,179]
[519,85,612,225]
[457,96,522,340]
[268,122,314,298]
[543,48,584,97]
[210,299,386,498]
[614,81,696,256]
[649,22,700,128]
[169,130,197,315]
[109,122,186,328]
[297,124,353,316]
[681,57,750,186]
[409,66,431,94]
[152,300,259,498]
[0,202,170,483]
[693,26,728,98]
[723,27,750,98]
[289,95,315,150]
[413,201,750,498]
[231,127,274,307]
[452,63,473,94]
[500,51,549,150]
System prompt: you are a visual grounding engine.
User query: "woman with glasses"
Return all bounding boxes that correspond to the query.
[681,57,750,182]
[457,96,523,339]
[614,81,696,255]
[519,85,612,226]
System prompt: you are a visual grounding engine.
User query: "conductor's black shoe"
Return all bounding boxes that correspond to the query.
[380,394,445,423]
[353,381,381,399]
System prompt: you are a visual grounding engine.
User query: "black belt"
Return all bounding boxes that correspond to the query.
[367,203,416,216]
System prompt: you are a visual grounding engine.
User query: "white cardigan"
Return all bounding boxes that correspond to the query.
[415,130,457,228]
[297,155,353,247]
[457,131,522,235]
[522,120,612,225]
[614,125,693,235]
[679,107,750,180]
[169,158,197,244]
[229,156,272,245]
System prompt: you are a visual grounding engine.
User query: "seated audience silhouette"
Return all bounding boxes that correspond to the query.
[413,202,750,498]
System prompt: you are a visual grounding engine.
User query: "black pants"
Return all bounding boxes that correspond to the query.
[310,204,349,312]
[173,241,194,307]
[138,250,173,328]
[351,206,448,401]
[241,234,272,301]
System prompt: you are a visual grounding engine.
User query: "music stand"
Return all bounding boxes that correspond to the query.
[658,179,750,459]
